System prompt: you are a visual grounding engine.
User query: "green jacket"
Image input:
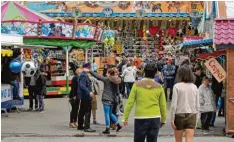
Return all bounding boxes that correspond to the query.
[123,79,167,123]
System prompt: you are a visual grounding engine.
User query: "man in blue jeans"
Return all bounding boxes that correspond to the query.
[162,59,176,101]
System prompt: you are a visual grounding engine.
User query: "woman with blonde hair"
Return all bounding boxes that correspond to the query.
[170,65,200,142]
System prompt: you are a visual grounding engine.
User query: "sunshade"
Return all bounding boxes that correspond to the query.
[1,2,54,21]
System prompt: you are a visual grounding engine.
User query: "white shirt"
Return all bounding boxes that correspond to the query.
[170,82,200,121]
[122,67,136,83]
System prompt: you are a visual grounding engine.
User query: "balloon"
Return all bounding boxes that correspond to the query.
[9,59,22,73]
[21,61,37,77]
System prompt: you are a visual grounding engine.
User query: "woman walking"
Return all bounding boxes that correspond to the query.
[170,65,200,142]
[90,68,122,134]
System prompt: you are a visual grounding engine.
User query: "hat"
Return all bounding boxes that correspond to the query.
[83,62,91,68]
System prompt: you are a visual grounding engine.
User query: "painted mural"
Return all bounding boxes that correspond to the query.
[75,24,96,39]
[25,1,204,13]
[40,22,73,38]
[1,21,38,36]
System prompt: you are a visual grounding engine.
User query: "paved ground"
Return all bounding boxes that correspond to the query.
[1,82,230,141]
[2,97,226,136]
[1,136,234,142]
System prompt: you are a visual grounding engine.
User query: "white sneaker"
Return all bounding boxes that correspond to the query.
[117,111,123,116]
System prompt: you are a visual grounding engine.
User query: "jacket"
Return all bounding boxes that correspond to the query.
[69,74,79,99]
[199,84,216,112]
[162,64,176,80]
[35,74,47,95]
[90,71,121,105]
[79,71,92,100]
[123,79,167,123]
[122,67,136,83]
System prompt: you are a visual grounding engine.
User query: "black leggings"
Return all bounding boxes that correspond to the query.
[70,99,80,123]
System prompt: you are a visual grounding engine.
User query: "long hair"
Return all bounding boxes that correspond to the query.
[176,65,195,83]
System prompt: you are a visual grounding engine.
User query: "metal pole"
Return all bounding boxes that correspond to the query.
[91,46,94,62]
[85,48,88,63]
[63,46,72,95]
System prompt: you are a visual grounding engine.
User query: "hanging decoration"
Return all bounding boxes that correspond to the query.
[1,49,13,57]
[23,49,32,61]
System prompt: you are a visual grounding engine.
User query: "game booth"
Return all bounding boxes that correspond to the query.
[1,2,103,97]
[24,1,204,73]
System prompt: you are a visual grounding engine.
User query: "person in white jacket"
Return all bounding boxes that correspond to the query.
[199,76,216,133]
[121,63,136,98]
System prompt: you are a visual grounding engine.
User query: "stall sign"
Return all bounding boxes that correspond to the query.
[1,85,12,102]
[204,58,227,83]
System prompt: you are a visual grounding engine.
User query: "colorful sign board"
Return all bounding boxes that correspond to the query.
[1,20,38,37]
[204,58,226,83]
[75,24,96,39]
[1,20,102,41]
[40,22,73,39]
[25,1,204,15]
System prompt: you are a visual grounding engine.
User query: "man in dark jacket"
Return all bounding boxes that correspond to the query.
[77,63,96,132]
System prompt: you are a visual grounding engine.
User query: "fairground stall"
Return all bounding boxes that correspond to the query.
[214,18,234,135]
[1,2,103,96]
[25,1,204,73]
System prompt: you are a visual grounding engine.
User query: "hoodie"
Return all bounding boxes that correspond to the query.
[90,71,121,105]
[122,67,136,83]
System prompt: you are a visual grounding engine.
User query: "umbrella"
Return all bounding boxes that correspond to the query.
[1,2,54,22]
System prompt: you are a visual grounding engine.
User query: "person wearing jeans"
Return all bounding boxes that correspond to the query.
[121,64,136,98]
[162,59,176,101]
[90,67,122,134]
[123,63,167,142]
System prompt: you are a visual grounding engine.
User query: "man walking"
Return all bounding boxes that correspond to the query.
[78,63,96,132]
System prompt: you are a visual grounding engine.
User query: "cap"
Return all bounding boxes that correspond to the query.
[83,62,91,68]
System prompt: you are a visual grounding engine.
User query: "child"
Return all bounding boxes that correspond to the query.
[36,69,47,112]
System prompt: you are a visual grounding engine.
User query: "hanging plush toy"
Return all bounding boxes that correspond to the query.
[23,49,32,60]
[142,24,147,41]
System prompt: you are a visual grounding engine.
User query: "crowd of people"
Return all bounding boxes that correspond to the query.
[25,54,225,142]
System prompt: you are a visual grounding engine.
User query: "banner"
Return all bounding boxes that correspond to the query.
[40,22,73,39]
[204,58,226,83]
[25,2,204,13]
[1,21,38,37]
[1,85,12,103]
[75,24,96,39]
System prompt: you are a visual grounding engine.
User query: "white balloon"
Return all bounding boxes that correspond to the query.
[21,61,37,77]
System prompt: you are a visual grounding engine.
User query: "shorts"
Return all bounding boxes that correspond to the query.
[174,113,196,130]
[91,95,97,110]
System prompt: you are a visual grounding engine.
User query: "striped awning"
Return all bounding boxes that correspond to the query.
[182,38,213,49]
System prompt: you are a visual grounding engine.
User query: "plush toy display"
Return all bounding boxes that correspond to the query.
[21,61,37,77]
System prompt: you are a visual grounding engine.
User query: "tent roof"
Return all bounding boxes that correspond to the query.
[1,2,54,22]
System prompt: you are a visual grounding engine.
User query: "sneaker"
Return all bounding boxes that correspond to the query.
[117,111,123,116]
[93,120,100,125]
[203,130,209,135]
[28,108,33,111]
[39,110,45,113]
[84,128,96,132]
[102,128,110,134]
